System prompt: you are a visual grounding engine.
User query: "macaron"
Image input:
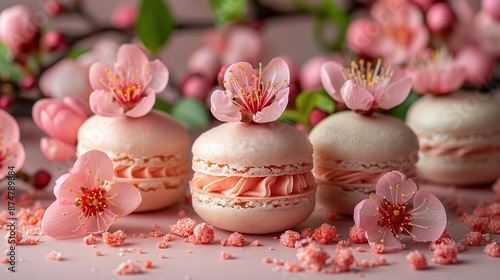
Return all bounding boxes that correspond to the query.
[406,91,500,185]
[77,110,190,212]
[190,121,316,234]
[309,110,419,215]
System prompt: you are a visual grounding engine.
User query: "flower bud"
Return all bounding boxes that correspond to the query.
[0,5,40,54]
[426,3,455,34]
[482,0,500,21]
[42,30,66,52]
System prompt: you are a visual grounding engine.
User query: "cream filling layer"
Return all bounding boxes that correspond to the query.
[420,144,500,157]
[191,171,316,198]
[114,164,189,179]
[313,166,416,186]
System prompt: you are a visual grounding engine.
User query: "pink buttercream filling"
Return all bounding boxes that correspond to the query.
[313,166,416,185]
[421,144,500,157]
[191,171,316,198]
[114,164,188,179]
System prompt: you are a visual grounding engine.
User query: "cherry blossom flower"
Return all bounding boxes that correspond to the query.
[406,48,466,95]
[42,150,142,239]
[0,5,39,54]
[210,58,290,123]
[0,110,25,180]
[89,44,169,118]
[32,97,88,161]
[321,59,412,115]
[354,171,446,252]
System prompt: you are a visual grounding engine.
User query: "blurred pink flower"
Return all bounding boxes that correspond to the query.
[42,150,142,239]
[32,97,88,162]
[0,5,39,54]
[321,59,412,115]
[210,58,289,123]
[456,46,495,86]
[300,54,346,91]
[406,48,466,95]
[474,11,500,56]
[426,2,455,34]
[354,171,447,252]
[89,44,169,118]
[111,3,137,29]
[482,0,500,21]
[0,110,25,179]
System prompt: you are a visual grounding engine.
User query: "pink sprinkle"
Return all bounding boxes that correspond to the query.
[188,223,215,245]
[220,252,233,260]
[296,243,329,272]
[349,226,367,243]
[159,253,165,259]
[484,241,500,257]
[144,260,153,269]
[114,260,142,275]
[1,257,8,264]
[102,230,127,246]
[156,241,168,249]
[262,257,272,264]
[25,238,40,245]
[431,242,458,265]
[46,251,62,261]
[406,250,427,270]
[250,240,261,247]
[312,223,338,244]
[370,243,385,254]
[170,218,197,237]
[332,246,355,272]
[273,258,284,266]
[137,249,144,254]
[83,234,97,245]
[338,240,351,246]
[149,229,164,237]
[222,232,246,247]
[284,262,304,272]
[164,234,173,242]
[94,251,101,257]
[280,230,301,248]
[301,228,313,238]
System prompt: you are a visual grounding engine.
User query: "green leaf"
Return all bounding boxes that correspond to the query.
[278,109,299,125]
[295,89,335,124]
[136,0,175,53]
[66,47,89,59]
[209,0,246,25]
[171,98,210,129]
[0,43,22,82]
[313,0,350,51]
[384,91,419,121]
[153,97,173,113]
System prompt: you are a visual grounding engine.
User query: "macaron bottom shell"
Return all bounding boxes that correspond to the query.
[315,182,375,216]
[190,186,316,234]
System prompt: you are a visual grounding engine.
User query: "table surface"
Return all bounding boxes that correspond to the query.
[2,118,499,280]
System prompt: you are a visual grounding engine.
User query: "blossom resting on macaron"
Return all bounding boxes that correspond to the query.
[0,110,25,179]
[210,57,290,123]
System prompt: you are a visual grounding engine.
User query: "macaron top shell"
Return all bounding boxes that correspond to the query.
[309,111,419,167]
[77,110,190,158]
[192,121,313,177]
[406,91,500,135]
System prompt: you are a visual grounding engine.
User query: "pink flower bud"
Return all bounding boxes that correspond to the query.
[0,96,13,110]
[44,0,64,17]
[20,75,36,90]
[42,30,66,52]
[482,0,500,21]
[111,3,137,29]
[33,169,51,190]
[309,109,328,127]
[427,3,455,33]
[188,47,220,79]
[0,5,40,54]
[410,0,438,10]
[180,75,212,101]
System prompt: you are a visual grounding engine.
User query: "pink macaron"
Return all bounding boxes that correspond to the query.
[77,110,190,212]
[190,121,317,234]
[309,110,419,215]
[406,91,500,185]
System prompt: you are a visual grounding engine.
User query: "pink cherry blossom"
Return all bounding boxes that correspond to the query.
[321,58,412,115]
[42,150,142,239]
[0,110,25,179]
[0,5,39,54]
[32,97,88,161]
[210,58,290,123]
[111,3,137,29]
[354,171,447,252]
[482,0,500,21]
[406,48,466,95]
[89,44,169,118]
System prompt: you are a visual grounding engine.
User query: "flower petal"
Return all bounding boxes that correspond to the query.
[436,66,466,94]
[375,171,417,205]
[53,173,70,198]
[147,59,169,93]
[57,171,88,205]
[410,190,447,242]
[261,57,290,88]
[353,198,380,231]
[89,90,124,117]
[125,92,155,118]
[89,62,110,91]
[80,208,116,233]
[210,90,241,122]
[40,137,76,162]
[42,202,88,239]
[223,62,256,96]
[72,150,114,188]
[253,89,288,123]
[116,44,149,69]
[340,80,374,112]
[320,61,345,103]
[105,182,142,217]
[365,226,403,250]
[376,69,412,110]
[408,69,429,95]
[0,142,25,180]
[0,110,20,143]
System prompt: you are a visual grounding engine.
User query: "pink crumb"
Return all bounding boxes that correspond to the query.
[222,232,246,247]
[220,252,233,260]
[156,241,168,249]
[169,218,197,237]
[5,230,22,245]
[370,243,385,254]
[178,209,187,217]
[338,240,351,246]
[83,234,97,245]
[284,262,304,272]
[25,238,40,245]
[262,257,272,264]
[149,229,164,237]
[46,251,62,261]
[296,243,330,272]
[301,228,313,238]
[356,257,388,268]
[164,234,173,242]
[102,230,127,246]
[250,240,261,247]
[279,230,301,248]
[1,257,8,264]
[188,223,215,245]
[484,241,500,257]
[139,233,147,238]
[462,231,485,246]
[159,253,165,259]
[114,260,142,275]
[332,246,355,272]
[489,218,500,233]
[312,223,338,244]
[461,213,489,233]
[406,250,427,270]
[431,242,458,265]
[349,226,367,243]
[137,249,144,254]
[273,258,285,266]
[144,260,153,269]
[94,251,101,257]
[352,247,366,252]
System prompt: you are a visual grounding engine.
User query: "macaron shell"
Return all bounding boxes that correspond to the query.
[190,186,316,234]
[316,184,375,216]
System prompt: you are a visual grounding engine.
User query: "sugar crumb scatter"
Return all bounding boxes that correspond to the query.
[406,250,427,270]
[46,251,62,261]
[170,218,197,237]
[102,230,127,246]
[114,260,142,275]
[220,252,233,260]
[484,241,500,257]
